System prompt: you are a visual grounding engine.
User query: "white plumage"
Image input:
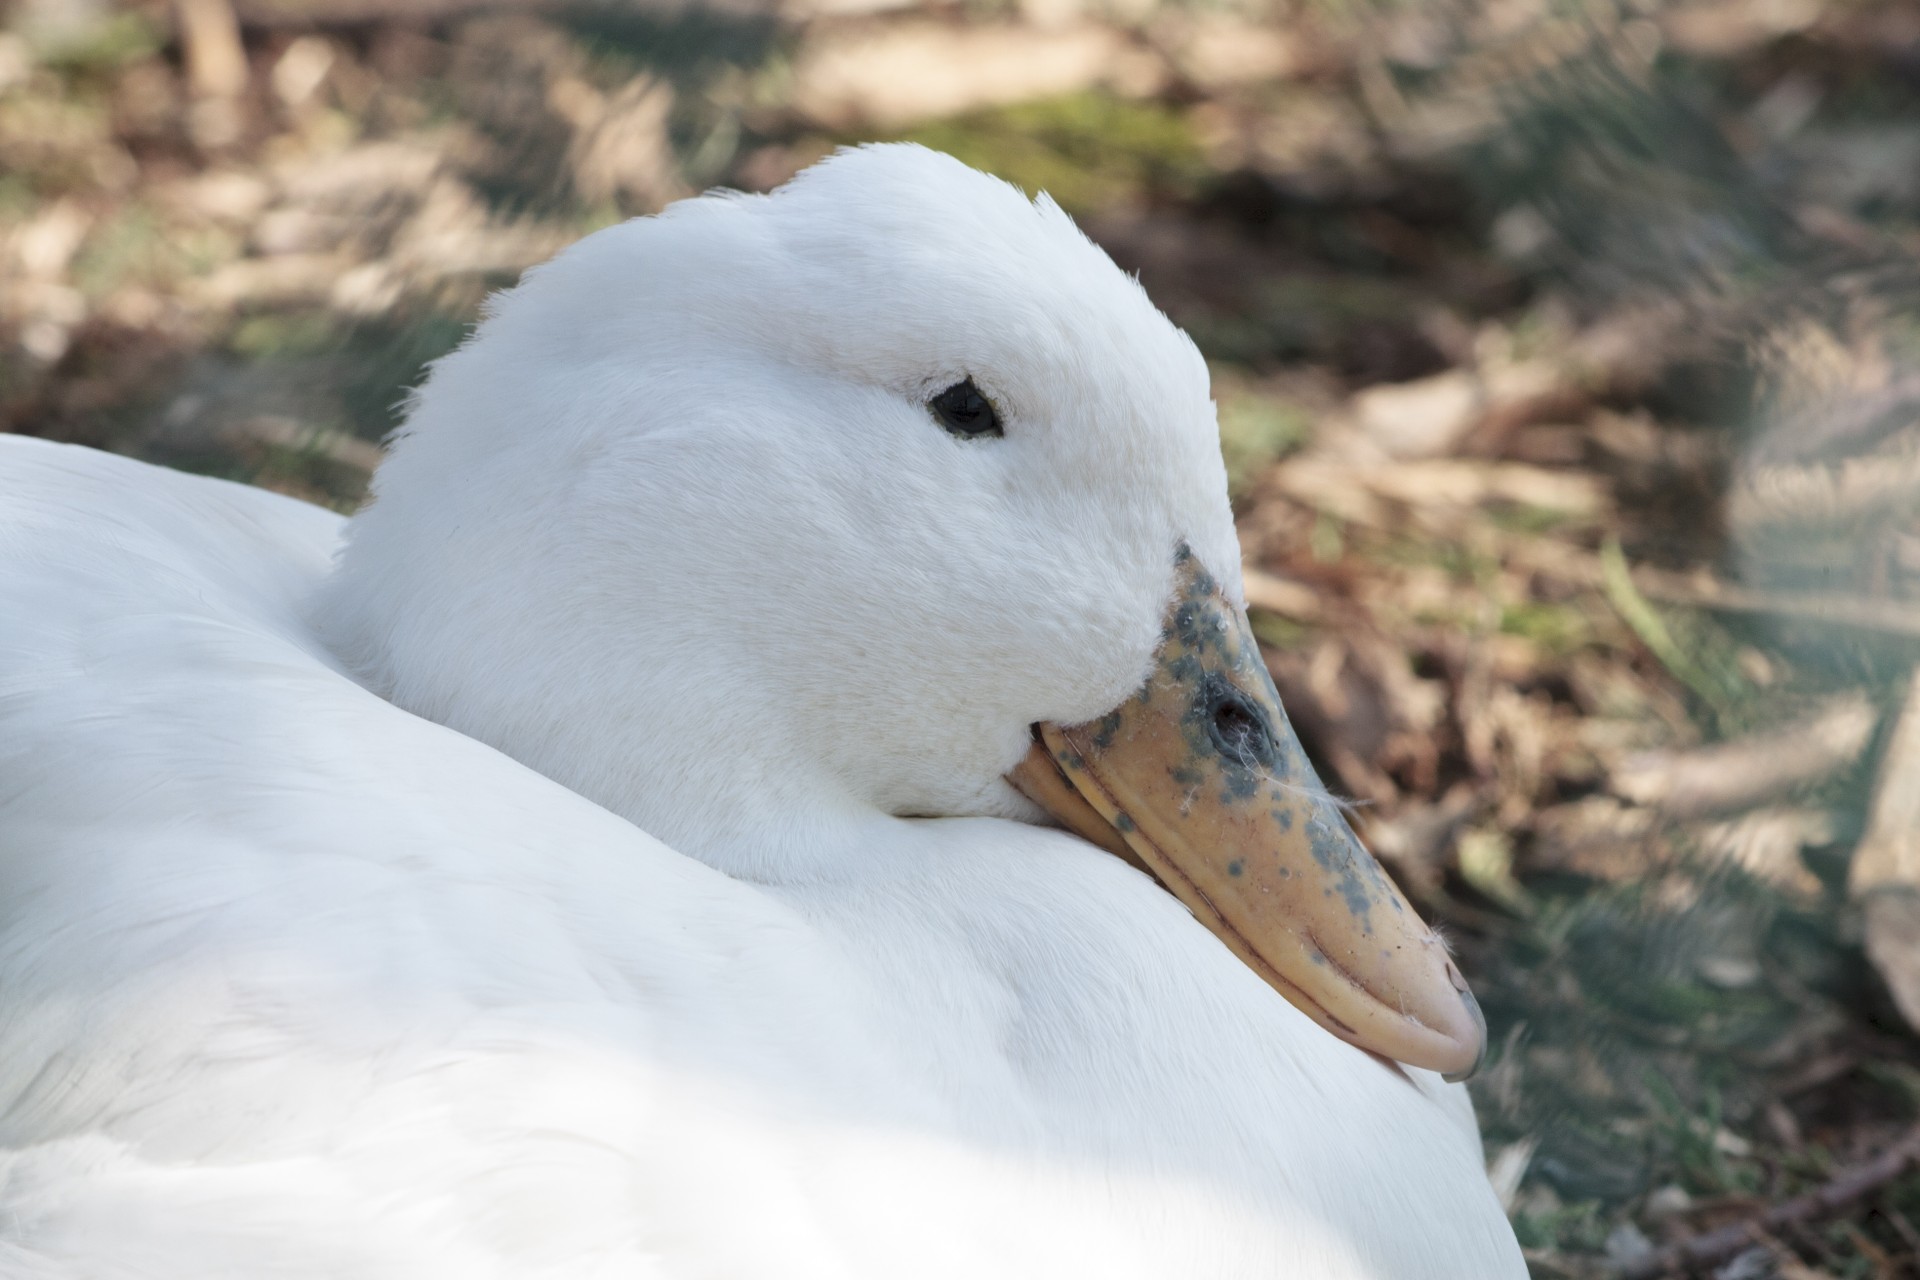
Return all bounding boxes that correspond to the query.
[0,145,1525,1278]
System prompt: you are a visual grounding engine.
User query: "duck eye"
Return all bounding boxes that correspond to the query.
[929,379,1002,439]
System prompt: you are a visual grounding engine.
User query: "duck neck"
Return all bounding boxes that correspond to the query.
[590,705,899,886]
[329,617,889,887]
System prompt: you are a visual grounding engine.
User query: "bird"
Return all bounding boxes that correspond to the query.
[0,143,1525,1279]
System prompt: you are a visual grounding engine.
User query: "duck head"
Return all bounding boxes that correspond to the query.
[321,144,1484,1079]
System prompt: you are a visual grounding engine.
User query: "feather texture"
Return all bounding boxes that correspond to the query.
[0,145,1525,1278]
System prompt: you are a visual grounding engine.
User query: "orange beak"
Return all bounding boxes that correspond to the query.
[1008,546,1486,1079]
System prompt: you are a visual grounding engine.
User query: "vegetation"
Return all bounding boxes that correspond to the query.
[5,0,1920,1273]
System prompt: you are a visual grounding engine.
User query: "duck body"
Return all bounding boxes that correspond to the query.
[0,146,1525,1278]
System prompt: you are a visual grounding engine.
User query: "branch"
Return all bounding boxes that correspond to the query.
[1851,666,1920,1034]
[1619,1125,1920,1278]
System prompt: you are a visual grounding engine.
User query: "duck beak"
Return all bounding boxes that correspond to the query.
[1006,547,1486,1080]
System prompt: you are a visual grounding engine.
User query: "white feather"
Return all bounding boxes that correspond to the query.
[0,145,1525,1278]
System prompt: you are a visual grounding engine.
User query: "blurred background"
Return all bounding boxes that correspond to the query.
[3,0,1920,1273]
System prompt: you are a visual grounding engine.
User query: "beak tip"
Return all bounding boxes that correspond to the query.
[1439,985,1488,1083]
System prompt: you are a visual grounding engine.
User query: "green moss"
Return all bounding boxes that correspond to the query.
[255,440,369,507]
[315,310,474,440]
[1217,392,1310,497]
[0,89,120,198]
[1486,501,1580,535]
[31,11,164,74]
[69,203,190,296]
[1372,532,1502,586]
[1499,600,1592,655]
[1309,511,1345,563]
[1249,612,1308,651]
[1186,273,1438,365]
[0,174,36,219]
[891,92,1206,214]
[166,437,367,512]
[226,312,347,361]
[573,202,628,236]
[69,201,238,297]
[1645,1079,1763,1196]
[1512,1197,1608,1254]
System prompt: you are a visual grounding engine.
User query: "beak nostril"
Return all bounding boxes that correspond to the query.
[1208,696,1272,765]
[1213,702,1256,740]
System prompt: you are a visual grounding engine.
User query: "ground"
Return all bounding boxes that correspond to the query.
[4,0,1920,1274]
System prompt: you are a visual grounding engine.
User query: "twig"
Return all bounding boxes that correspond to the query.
[1619,1125,1920,1278]
[1851,666,1920,1035]
[1632,570,1920,644]
[1875,1202,1920,1259]
[1527,536,1920,644]
[1850,667,1920,899]
[1502,536,1920,644]
[175,0,248,100]
[1242,566,1325,622]
[1609,693,1878,818]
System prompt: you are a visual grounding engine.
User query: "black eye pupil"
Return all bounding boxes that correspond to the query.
[930,378,1002,438]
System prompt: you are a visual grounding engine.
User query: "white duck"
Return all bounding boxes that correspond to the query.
[0,144,1525,1279]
